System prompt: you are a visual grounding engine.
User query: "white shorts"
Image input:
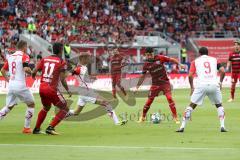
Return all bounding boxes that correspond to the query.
[6,88,35,106]
[77,89,98,106]
[190,84,222,105]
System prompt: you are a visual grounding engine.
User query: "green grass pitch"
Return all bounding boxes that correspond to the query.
[0,88,240,160]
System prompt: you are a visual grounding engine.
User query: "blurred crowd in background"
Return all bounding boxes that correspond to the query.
[0,0,240,73]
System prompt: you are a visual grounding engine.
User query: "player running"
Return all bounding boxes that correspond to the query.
[108,45,127,98]
[32,42,71,135]
[65,52,127,125]
[0,40,35,134]
[227,39,240,102]
[177,47,227,133]
[134,48,183,124]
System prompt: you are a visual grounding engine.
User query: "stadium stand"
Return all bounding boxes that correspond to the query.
[0,0,239,71]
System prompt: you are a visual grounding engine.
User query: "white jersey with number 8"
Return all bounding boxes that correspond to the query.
[2,51,30,90]
[190,55,218,85]
[2,51,34,106]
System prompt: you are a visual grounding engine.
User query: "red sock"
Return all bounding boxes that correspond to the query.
[166,93,177,118]
[35,108,48,129]
[231,84,236,99]
[50,109,68,128]
[142,98,154,118]
[169,102,177,118]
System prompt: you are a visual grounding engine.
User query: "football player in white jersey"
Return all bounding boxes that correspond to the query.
[177,47,227,132]
[0,40,35,134]
[65,52,127,125]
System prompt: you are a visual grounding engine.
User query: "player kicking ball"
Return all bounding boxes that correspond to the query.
[32,43,71,135]
[65,52,127,125]
[0,40,35,134]
[134,48,184,124]
[177,47,227,133]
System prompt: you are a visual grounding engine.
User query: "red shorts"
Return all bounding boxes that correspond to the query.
[231,73,240,83]
[148,82,172,98]
[111,73,121,86]
[39,83,67,108]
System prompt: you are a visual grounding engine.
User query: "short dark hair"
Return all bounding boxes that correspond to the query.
[52,42,63,55]
[199,47,208,55]
[16,40,27,50]
[145,47,153,53]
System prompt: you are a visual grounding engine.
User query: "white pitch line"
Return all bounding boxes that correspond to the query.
[0,144,239,150]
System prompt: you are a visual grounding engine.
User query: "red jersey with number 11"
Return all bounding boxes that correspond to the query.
[36,55,67,90]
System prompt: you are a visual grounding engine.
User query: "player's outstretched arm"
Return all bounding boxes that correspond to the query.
[218,66,225,90]
[169,57,185,69]
[60,71,71,97]
[226,61,231,72]
[32,60,43,79]
[188,72,194,95]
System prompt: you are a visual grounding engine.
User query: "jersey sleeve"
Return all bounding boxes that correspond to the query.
[72,66,81,75]
[157,55,171,63]
[189,61,196,74]
[22,54,30,66]
[2,60,9,71]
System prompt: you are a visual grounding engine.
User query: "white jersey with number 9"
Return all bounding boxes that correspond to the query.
[190,55,218,85]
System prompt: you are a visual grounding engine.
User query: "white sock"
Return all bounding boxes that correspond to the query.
[24,108,34,128]
[217,106,225,128]
[180,106,193,129]
[65,109,75,119]
[0,106,11,120]
[105,105,119,124]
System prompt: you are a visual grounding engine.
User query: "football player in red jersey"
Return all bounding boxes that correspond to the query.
[134,48,184,124]
[32,43,71,135]
[108,45,127,98]
[227,39,240,102]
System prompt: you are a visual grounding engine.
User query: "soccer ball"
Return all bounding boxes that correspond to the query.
[151,113,161,124]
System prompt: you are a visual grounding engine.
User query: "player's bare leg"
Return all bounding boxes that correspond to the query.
[96,99,127,125]
[0,105,15,120]
[138,97,155,123]
[65,98,127,125]
[22,102,35,134]
[33,106,51,134]
[228,81,236,102]
[216,104,227,132]
[176,103,197,132]
[165,92,179,124]
[65,105,84,118]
